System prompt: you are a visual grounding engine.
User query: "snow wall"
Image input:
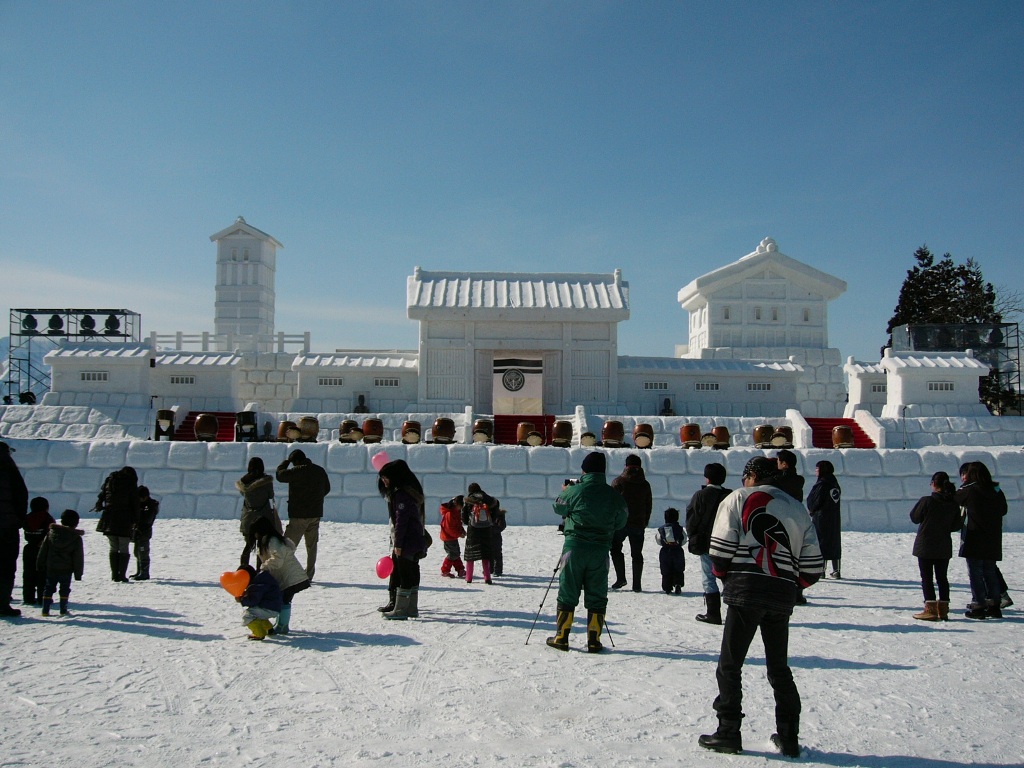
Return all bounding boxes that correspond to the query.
[5,438,1023,534]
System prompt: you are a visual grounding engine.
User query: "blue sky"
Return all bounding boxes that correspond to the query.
[2,1,1022,364]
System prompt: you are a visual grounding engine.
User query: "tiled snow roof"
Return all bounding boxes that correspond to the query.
[407,268,630,320]
[845,360,886,375]
[293,352,418,370]
[883,354,988,371]
[154,351,242,367]
[618,356,802,374]
[45,343,152,360]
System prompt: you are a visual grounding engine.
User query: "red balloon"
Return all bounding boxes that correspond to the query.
[220,569,250,598]
[375,556,394,579]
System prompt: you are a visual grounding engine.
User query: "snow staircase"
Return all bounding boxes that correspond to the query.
[492,415,556,445]
[172,411,238,442]
[804,417,875,449]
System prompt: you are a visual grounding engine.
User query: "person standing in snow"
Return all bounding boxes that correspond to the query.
[489,504,508,577]
[610,454,653,592]
[95,466,139,584]
[276,449,331,581]
[377,458,427,620]
[956,461,1008,619]
[438,495,467,579]
[22,496,55,605]
[237,457,279,568]
[37,509,85,616]
[698,457,823,758]
[0,441,29,617]
[461,483,498,584]
[654,508,686,595]
[908,471,961,621]
[130,485,159,580]
[685,462,730,625]
[547,451,627,653]
[806,460,842,579]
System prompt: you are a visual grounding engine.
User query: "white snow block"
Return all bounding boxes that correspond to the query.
[422,473,472,502]
[500,498,525,526]
[864,476,906,501]
[446,445,488,474]
[4,439,48,468]
[58,406,91,424]
[95,425,129,440]
[183,471,225,495]
[166,443,208,471]
[195,494,237,520]
[668,474,702,500]
[207,442,249,471]
[841,477,867,502]
[875,450,922,476]
[161,494,197,518]
[547,476,571,497]
[842,451,883,477]
[126,441,172,469]
[47,442,89,468]
[887,501,917,532]
[918,450,961,476]
[64,424,99,440]
[646,474,670,498]
[358,498,388,524]
[248,443,291,469]
[648,448,689,476]
[87,408,116,425]
[525,497,557,526]
[405,444,449,473]
[326,443,371,473]
[995,451,1024,478]
[848,501,891,532]
[341,472,381,498]
[60,468,104,493]
[324,497,361,523]
[526,446,570,475]
[23,468,63,493]
[505,473,549,499]
[85,440,133,472]
[50,493,89,515]
[487,446,529,474]
[139,469,182,495]
[35,424,69,440]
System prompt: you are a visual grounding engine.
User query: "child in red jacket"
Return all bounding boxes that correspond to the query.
[439,495,466,578]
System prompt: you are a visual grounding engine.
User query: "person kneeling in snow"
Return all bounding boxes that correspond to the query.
[237,564,282,641]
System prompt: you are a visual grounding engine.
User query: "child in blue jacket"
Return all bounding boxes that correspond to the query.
[237,564,283,640]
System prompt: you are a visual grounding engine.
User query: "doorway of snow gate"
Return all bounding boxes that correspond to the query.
[493,357,543,415]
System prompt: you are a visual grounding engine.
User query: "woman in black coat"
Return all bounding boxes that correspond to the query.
[909,471,961,620]
[461,482,498,584]
[807,460,842,578]
[956,461,1008,619]
[377,459,427,620]
[236,457,279,568]
[96,466,139,583]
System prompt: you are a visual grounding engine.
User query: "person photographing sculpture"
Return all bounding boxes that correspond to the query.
[547,451,627,653]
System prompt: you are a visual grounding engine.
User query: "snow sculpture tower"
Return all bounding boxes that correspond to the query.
[210,216,281,352]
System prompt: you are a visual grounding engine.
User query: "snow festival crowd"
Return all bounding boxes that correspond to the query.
[0,438,1012,758]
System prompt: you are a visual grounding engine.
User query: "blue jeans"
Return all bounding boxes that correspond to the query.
[700,554,720,595]
[966,558,1000,603]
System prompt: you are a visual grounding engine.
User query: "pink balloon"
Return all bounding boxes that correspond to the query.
[370,451,391,472]
[376,555,394,579]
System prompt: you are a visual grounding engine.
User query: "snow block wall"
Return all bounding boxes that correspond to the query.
[5,438,1022,534]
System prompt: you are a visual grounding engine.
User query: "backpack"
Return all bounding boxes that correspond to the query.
[471,502,492,527]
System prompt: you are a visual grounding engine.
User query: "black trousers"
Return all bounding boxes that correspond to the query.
[917,557,950,601]
[713,604,800,725]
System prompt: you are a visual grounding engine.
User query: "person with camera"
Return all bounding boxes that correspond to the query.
[276,449,331,581]
[547,452,627,653]
[698,456,823,758]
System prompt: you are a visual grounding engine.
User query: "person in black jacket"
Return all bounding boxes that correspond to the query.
[956,461,1008,619]
[909,471,961,621]
[22,496,55,605]
[685,462,730,624]
[610,454,653,592]
[0,441,29,617]
[807,461,842,579]
[774,450,804,502]
[37,509,85,616]
[131,486,159,580]
[277,450,331,581]
[95,466,140,583]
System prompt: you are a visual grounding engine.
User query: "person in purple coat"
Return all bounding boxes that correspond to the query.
[377,459,427,621]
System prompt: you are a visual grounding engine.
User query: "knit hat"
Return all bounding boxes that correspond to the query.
[624,454,642,468]
[581,451,606,474]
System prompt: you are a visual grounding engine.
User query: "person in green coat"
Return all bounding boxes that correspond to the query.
[547,451,627,653]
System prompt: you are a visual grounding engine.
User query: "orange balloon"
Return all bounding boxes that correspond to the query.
[220,569,250,598]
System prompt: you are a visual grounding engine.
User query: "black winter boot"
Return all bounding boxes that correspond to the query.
[696,593,722,625]
[132,554,151,580]
[377,587,397,613]
[631,561,643,592]
[41,597,53,617]
[610,552,627,589]
[698,719,742,754]
[771,717,801,757]
[117,553,132,583]
[0,579,19,617]
[109,552,121,582]
[59,598,69,616]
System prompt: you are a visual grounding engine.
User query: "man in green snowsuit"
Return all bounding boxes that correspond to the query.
[548,451,628,653]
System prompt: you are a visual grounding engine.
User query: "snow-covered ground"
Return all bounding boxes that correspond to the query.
[2,521,1022,767]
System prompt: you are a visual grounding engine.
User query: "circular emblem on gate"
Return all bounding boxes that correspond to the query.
[502,368,526,392]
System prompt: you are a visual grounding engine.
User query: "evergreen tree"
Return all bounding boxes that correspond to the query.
[885,245,1015,413]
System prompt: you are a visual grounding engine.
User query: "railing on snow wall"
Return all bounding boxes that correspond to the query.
[148,331,311,354]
